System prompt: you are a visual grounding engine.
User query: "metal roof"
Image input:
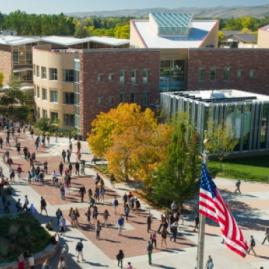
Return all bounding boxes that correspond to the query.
[0,35,129,47]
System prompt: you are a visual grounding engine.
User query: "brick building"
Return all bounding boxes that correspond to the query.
[187,49,269,95]
[33,45,160,137]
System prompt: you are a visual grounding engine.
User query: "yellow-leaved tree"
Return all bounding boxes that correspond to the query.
[88,103,171,182]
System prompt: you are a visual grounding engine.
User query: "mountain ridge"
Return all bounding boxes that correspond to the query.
[66,5,269,18]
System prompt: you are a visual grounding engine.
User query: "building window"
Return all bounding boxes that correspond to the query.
[64,114,75,127]
[36,65,40,77]
[143,69,149,84]
[108,73,114,81]
[63,92,75,104]
[41,67,47,79]
[50,112,58,123]
[42,88,47,100]
[130,93,135,102]
[108,96,114,105]
[198,67,205,81]
[37,107,40,118]
[97,96,103,105]
[223,67,231,80]
[33,65,36,76]
[13,50,19,65]
[50,90,58,103]
[249,69,255,79]
[237,69,243,79]
[210,67,216,81]
[142,92,148,106]
[37,86,40,98]
[49,68,58,80]
[42,109,47,118]
[131,70,137,84]
[120,93,125,102]
[97,73,103,82]
[26,50,32,64]
[120,70,125,84]
[63,69,75,82]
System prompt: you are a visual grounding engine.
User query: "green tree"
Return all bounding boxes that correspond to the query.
[151,114,201,206]
[205,123,238,162]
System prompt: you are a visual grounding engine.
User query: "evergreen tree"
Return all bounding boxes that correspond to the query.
[151,114,201,207]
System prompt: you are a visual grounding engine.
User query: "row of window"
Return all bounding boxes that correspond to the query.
[97,92,149,106]
[35,87,75,104]
[34,65,79,82]
[198,67,256,82]
[96,69,150,85]
[36,109,75,127]
[13,46,32,65]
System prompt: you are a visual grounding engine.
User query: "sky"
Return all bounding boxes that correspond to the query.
[0,0,269,14]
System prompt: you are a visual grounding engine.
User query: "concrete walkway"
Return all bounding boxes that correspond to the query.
[1,133,268,269]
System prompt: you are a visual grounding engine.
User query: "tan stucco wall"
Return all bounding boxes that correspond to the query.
[0,45,12,85]
[257,29,269,48]
[33,47,75,127]
[129,20,148,48]
[200,20,219,48]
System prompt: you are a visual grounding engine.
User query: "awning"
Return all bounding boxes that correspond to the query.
[13,68,33,73]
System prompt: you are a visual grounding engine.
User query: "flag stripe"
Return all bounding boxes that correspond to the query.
[199,163,249,257]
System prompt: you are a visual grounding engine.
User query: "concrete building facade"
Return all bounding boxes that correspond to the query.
[257,25,269,48]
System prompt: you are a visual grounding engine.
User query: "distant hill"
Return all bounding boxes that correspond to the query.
[66,5,269,18]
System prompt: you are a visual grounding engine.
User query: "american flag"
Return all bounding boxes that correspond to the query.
[199,163,249,257]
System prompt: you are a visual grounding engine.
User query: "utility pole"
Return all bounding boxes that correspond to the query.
[196,145,207,269]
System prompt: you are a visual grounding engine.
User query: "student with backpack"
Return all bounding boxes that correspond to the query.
[248,235,256,256]
[147,240,153,265]
[76,239,85,262]
[116,250,124,268]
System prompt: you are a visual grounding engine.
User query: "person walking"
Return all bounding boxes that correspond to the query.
[147,213,152,233]
[234,179,241,194]
[103,209,109,227]
[206,255,214,269]
[75,161,80,176]
[79,185,86,202]
[57,256,66,269]
[118,215,125,235]
[248,235,257,256]
[40,196,48,215]
[127,262,133,269]
[76,239,85,262]
[116,250,124,268]
[147,240,153,265]
[62,150,66,163]
[124,204,130,222]
[96,220,102,240]
[262,227,269,244]
[150,231,157,249]
[112,196,119,215]
[161,228,167,248]
[85,206,91,224]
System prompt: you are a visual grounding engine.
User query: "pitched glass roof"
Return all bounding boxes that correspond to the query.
[151,12,192,29]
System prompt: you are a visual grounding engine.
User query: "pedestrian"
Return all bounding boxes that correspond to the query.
[56,208,63,226]
[96,220,102,240]
[85,206,91,224]
[147,240,153,265]
[116,250,124,268]
[79,185,86,202]
[23,195,29,211]
[18,253,25,269]
[127,262,133,269]
[112,196,119,215]
[62,150,66,163]
[103,209,109,227]
[147,213,152,233]
[262,227,269,244]
[88,188,93,202]
[150,231,157,248]
[194,214,199,232]
[16,198,22,212]
[75,161,80,175]
[9,169,15,182]
[59,162,64,176]
[206,255,214,269]
[59,216,66,234]
[40,196,48,215]
[57,256,66,269]
[92,205,98,222]
[0,136,3,148]
[118,215,125,235]
[170,221,178,242]
[124,204,130,222]
[234,179,241,194]
[60,184,65,200]
[76,239,84,262]
[161,228,167,248]
[27,252,35,269]
[248,235,257,256]
[16,165,22,180]
[67,149,71,163]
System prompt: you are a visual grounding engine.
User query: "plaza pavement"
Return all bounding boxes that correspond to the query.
[0,130,268,269]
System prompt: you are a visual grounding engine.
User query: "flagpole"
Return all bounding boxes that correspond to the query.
[196,147,207,269]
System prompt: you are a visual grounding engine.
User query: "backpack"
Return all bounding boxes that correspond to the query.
[114,199,119,207]
[147,242,153,252]
[76,242,83,251]
[251,238,256,247]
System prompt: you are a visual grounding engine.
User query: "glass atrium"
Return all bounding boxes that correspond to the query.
[161,90,269,153]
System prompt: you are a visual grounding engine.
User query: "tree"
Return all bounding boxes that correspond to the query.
[205,123,238,162]
[151,114,201,207]
[88,103,171,182]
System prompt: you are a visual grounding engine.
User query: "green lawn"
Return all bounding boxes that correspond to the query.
[0,213,52,263]
[208,155,269,182]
